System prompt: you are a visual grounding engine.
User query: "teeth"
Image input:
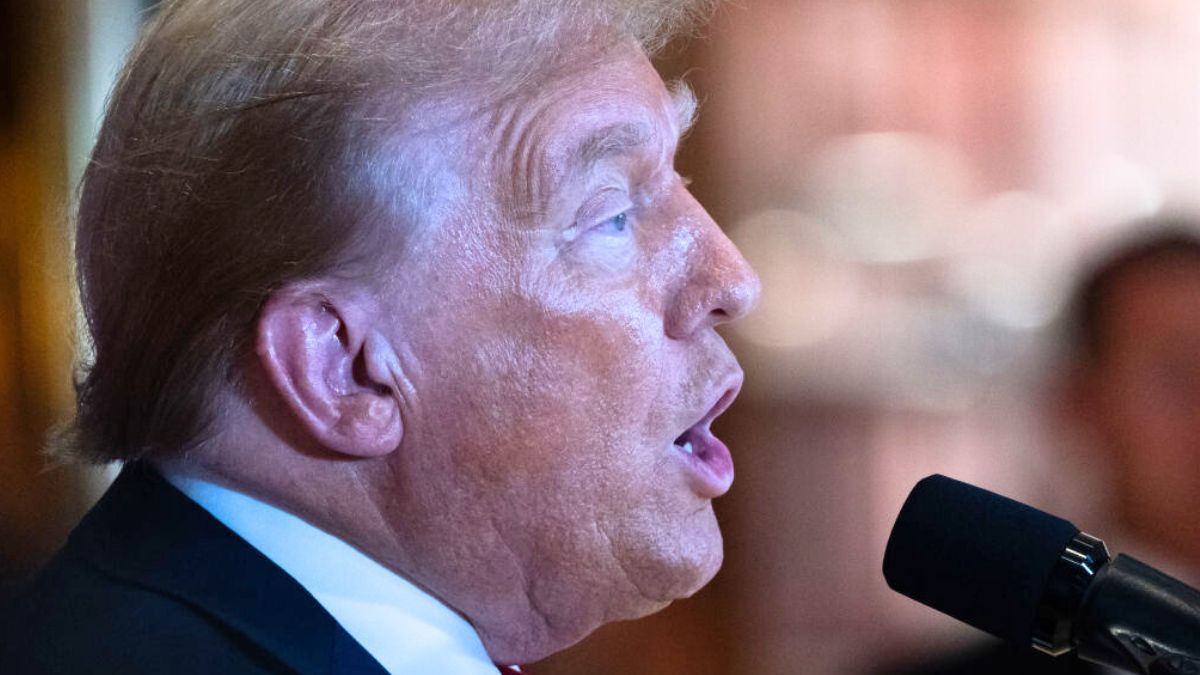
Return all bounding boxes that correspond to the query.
[681,440,694,455]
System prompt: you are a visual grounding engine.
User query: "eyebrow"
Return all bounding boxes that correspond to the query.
[567,80,699,173]
[573,122,654,169]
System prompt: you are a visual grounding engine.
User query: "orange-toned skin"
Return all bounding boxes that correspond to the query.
[162,42,760,666]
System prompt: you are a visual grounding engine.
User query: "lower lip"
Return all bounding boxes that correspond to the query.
[673,429,734,499]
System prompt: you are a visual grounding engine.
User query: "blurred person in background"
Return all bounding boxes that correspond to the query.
[879,215,1200,675]
[0,1,760,673]
[1058,219,1200,575]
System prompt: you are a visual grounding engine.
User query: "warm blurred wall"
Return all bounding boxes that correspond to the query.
[0,0,89,574]
[546,0,1200,672]
[0,0,143,577]
[6,1,1200,673]
[679,0,1200,673]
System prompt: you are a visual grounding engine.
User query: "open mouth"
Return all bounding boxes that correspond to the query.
[671,385,740,498]
[673,428,702,458]
[674,385,738,451]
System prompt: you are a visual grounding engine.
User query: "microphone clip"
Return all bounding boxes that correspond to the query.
[1075,555,1200,675]
[1033,531,1110,656]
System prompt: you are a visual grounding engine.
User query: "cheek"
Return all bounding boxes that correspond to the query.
[404,234,725,604]
[457,306,670,478]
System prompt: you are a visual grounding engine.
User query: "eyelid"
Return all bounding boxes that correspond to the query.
[576,187,633,228]
[561,188,635,247]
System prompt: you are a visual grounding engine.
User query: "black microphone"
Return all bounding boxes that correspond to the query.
[882,474,1200,675]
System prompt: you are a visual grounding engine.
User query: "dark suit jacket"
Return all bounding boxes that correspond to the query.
[0,462,388,674]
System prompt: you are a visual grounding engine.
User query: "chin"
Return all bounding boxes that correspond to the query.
[656,531,725,601]
[493,511,725,664]
[620,503,727,606]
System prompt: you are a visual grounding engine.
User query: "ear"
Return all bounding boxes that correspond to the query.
[256,287,403,458]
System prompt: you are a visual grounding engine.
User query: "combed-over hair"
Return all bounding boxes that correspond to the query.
[61,0,716,463]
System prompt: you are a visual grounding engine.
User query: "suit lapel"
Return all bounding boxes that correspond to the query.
[68,462,387,675]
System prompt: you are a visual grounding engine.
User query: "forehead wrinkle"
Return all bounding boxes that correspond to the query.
[489,73,685,227]
[489,102,551,224]
[509,117,661,227]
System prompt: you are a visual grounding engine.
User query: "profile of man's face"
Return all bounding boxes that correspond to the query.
[364,43,759,651]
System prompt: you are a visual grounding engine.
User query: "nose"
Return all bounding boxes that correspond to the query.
[664,194,762,340]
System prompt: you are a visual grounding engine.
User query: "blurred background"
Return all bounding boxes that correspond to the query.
[3,0,1200,673]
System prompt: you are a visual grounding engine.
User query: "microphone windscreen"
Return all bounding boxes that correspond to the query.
[882,474,1080,645]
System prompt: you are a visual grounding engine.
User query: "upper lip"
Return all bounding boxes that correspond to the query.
[683,368,744,435]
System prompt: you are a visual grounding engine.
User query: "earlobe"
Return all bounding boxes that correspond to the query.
[256,289,403,458]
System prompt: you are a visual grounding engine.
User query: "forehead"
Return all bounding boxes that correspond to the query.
[536,50,688,151]
[474,46,693,212]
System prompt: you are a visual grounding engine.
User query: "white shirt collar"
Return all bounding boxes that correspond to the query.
[159,469,502,675]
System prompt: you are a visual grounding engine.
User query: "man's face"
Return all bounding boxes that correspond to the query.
[1083,258,1200,542]
[372,45,759,656]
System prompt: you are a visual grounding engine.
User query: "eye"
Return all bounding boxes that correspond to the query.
[566,187,635,245]
[595,210,631,234]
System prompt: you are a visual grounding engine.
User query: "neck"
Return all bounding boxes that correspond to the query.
[174,397,583,665]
